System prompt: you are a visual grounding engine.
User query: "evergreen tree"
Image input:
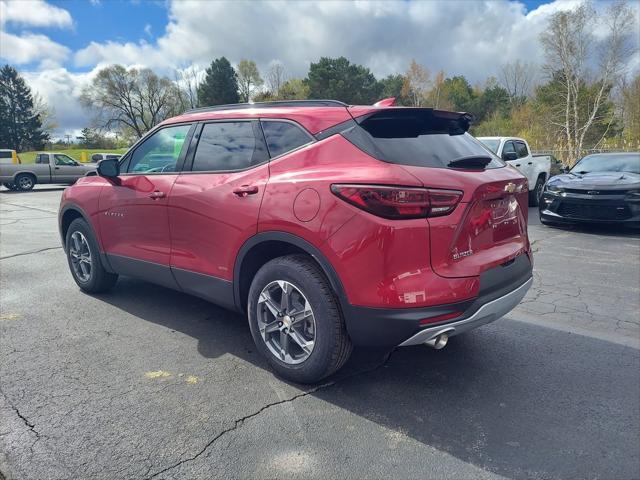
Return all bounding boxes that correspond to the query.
[197,57,240,107]
[0,65,49,150]
[307,57,382,105]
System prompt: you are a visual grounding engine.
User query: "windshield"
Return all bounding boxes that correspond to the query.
[477,139,500,154]
[571,153,640,174]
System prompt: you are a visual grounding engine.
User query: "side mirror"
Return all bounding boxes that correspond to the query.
[502,152,518,161]
[97,158,120,178]
[561,166,570,173]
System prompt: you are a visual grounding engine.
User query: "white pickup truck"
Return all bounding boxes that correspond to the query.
[477,137,551,206]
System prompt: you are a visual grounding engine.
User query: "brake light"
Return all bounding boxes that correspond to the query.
[331,184,462,219]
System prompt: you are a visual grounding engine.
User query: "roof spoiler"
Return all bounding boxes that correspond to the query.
[374,97,397,107]
[355,108,474,135]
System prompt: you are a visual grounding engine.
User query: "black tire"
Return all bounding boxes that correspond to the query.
[247,254,352,383]
[15,173,36,191]
[65,218,118,293]
[529,175,545,207]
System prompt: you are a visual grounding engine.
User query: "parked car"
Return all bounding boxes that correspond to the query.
[477,137,551,206]
[539,152,640,226]
[89,153,122,163]
[0,152,97,191]
[0,149,21,165]
[59,100,533,383]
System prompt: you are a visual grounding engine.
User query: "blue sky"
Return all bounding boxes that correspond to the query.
[1,0,638,137]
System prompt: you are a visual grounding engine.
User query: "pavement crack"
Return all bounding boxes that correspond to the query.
[145,350,395,479]
[0,246,62,260]
[0,201,57,215]
[0,386,41,446]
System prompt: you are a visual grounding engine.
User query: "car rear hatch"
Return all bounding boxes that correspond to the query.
[344,107,530,278]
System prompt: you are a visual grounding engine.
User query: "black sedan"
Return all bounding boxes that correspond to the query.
[539,152,640,226]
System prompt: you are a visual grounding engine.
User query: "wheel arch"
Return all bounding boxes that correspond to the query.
[59,204,115,272]
[234,232,347,313]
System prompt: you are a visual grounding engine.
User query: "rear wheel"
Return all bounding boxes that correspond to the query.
[529,176,545,207]
[65,218,118,293]
[247,255,352,383]
[15,173,36,191]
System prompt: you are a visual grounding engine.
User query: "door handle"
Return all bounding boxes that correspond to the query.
[233,185,259,197]
[148,190,166,199]
[528,162,533,165]
[55,167,60,170]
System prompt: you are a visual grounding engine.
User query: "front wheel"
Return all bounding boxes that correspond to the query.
[65,218,118,293]
[247,255,352,383]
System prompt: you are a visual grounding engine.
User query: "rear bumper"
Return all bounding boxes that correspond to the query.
[399,277,532,346]
[342,253,533,347]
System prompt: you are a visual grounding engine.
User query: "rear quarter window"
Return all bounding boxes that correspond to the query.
[261,120,313,158]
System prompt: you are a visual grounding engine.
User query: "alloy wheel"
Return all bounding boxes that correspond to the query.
[257,280,316,364]
[69,231,92,282]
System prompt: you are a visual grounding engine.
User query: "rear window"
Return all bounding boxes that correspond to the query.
[343,111,504,169]
[0,151,12,159]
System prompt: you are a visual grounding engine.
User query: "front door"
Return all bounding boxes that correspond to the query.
[168,120,270,308]
[98,123,193,287]
[53,154,82,183]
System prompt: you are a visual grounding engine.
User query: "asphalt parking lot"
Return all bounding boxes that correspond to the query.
[1,186,639,480]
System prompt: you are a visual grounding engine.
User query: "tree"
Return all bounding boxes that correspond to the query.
[441,75,474,112]
[500,60,536,106]
[266,62,286,98]
[175,65,204,110]
[401,60,431,107]
[237,59,263,102]
[76,127,117,149]
[540,0,637,163]
[278,78,309,100]
[378,74,409,105]
[198,57,239,107]
[619,73,640,143]
[307,57,382,104]
[0,65,50,150]
[80,65,184,139]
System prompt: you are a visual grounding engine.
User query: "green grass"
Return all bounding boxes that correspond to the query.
[18,148,128,164]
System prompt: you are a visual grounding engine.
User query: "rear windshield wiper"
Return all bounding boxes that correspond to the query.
[447,155,492,169]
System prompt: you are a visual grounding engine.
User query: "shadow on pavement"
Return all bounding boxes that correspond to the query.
[0,186,66,194]
[97,277,640,480]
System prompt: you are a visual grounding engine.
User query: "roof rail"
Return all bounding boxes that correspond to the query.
[183,99,348,115]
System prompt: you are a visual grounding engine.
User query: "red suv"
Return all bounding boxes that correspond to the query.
[59,100,533,383]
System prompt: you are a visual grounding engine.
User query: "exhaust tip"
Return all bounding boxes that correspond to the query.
[425,333,449,350]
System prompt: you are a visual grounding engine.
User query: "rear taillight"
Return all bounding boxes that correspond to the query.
[331,184,462,219]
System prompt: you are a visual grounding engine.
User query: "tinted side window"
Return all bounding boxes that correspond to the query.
[91,154,102,162]
[192,122,267,172]
[515,141,529,158]
[261,121,312,158]
[127,124,191,173]
[54,154,76,166]
[503,141,516,155]
[0,151,11,159]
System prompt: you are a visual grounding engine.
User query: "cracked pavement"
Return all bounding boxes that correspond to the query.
[1,186,639,479]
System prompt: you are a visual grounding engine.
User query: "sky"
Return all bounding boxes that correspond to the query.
[1,0,638,139]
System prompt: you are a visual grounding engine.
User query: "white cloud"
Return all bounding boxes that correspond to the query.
[0,30,70,66]
[21,66,104,138]
[0,0,73,29]
[72,0,596,83]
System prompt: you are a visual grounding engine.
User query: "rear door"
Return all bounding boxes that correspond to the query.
[98,123,193,287]
[168,120,270,307]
